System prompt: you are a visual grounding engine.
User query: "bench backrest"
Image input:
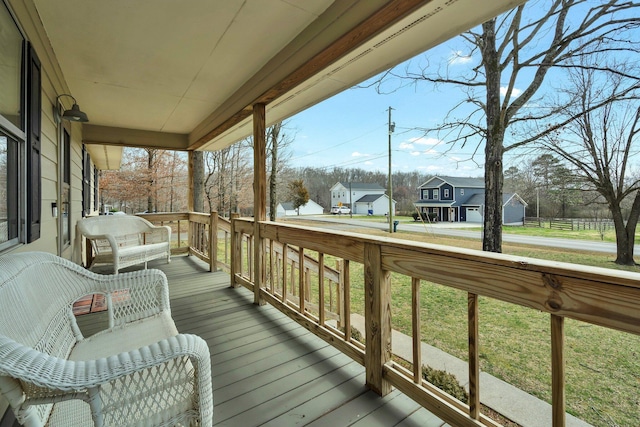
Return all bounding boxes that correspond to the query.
[78,215,156,237]
[0,252,90,359]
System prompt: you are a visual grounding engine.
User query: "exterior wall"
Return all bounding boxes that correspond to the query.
[331,183,387,209]
[277,201,324,217]
[440,183,453,201]
[372,197,392,215]
[331,184,349,206]
[503,202,525,224]
[7,0,97,263]
[354,196,395,215]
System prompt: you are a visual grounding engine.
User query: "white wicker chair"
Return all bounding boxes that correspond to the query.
[78,215,171,274]
[0,252,213,426]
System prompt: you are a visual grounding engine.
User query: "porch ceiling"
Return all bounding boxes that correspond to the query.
[31,0,523,153]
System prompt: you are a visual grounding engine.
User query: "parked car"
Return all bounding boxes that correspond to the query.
[331,206,350,215]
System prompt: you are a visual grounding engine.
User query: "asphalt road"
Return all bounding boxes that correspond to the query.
[284,215,639,255]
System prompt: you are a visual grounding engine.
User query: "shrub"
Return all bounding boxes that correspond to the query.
[422,365,468,403]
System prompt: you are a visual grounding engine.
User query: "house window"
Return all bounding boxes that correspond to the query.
[0,2,41,250]
[461,189,465,196]
[0,133,18,248]
[433,190,439,200]
[444,189,450,198]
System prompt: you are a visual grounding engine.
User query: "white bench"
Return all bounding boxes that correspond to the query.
[78,215,171,274]
[0,251,213,426]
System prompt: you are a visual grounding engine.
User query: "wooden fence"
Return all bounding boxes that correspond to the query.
[525,217,616,231]
[230,217,640,427]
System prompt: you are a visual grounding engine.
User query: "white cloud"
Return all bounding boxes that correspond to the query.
[500,86,522,97]
[410,151,421,156]
[399,142,414,150]
[410,137,440,146]
[448,50,472,65]
[364,161,373,165]
[351,151,369,157]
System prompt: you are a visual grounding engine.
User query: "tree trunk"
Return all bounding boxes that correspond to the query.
[614,191,640,265]
[147,150,155,213]
[269,124,280,221]
[481,19,503,253]
[191,151,204,212]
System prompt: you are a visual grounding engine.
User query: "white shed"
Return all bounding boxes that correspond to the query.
[276,200,324,217]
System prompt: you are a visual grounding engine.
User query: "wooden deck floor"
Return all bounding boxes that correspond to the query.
[5,255,447,427]
[161,255,447,427]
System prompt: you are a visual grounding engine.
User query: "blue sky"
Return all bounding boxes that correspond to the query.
[285,41,491,177]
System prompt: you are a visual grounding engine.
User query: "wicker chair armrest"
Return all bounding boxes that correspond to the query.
[82,232,120,255]
[45,261,170,327]
[0,334,213,425]
[143,224,171,244]
[94,268,171,326]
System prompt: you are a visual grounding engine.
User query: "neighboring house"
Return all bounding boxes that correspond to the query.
[276,200,324,217]
[353,194,395,216]
[414,176,527,225]
[330,182,396,215]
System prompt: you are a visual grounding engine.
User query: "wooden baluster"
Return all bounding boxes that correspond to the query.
[209,211,217,272]
[552,314,565,427]
[269,240,275,293]
[298,248,305,313]
[364,243,391,396]
[230,213,240,287]
[412,277,422,384]
[177,219,181,248]
[281,244,288,303]
[318,252,325,325]
[336,260,343,329]
[343,259,351,341]
[468,292,480,420]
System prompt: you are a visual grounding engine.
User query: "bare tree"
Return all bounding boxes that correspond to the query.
[203,141,252,216]
[250,122,294,220]
[540,64,640,265]
[369,0,640,252]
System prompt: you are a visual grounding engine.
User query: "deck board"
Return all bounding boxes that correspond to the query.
[77,255,446,427]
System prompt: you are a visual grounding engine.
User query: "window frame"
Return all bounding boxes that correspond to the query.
[0,1,41,251]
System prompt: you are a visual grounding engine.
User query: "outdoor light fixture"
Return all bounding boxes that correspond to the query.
[55,94,89,123]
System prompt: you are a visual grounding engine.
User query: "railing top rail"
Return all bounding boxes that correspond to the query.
[233,218,640,336]
[136,212,189,221]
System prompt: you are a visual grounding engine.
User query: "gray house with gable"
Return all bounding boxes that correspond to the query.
[414,176,527,224]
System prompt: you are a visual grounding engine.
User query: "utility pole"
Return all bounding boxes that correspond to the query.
[388,106,395,233]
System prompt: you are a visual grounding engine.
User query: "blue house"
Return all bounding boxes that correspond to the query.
[414,176,527,224]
